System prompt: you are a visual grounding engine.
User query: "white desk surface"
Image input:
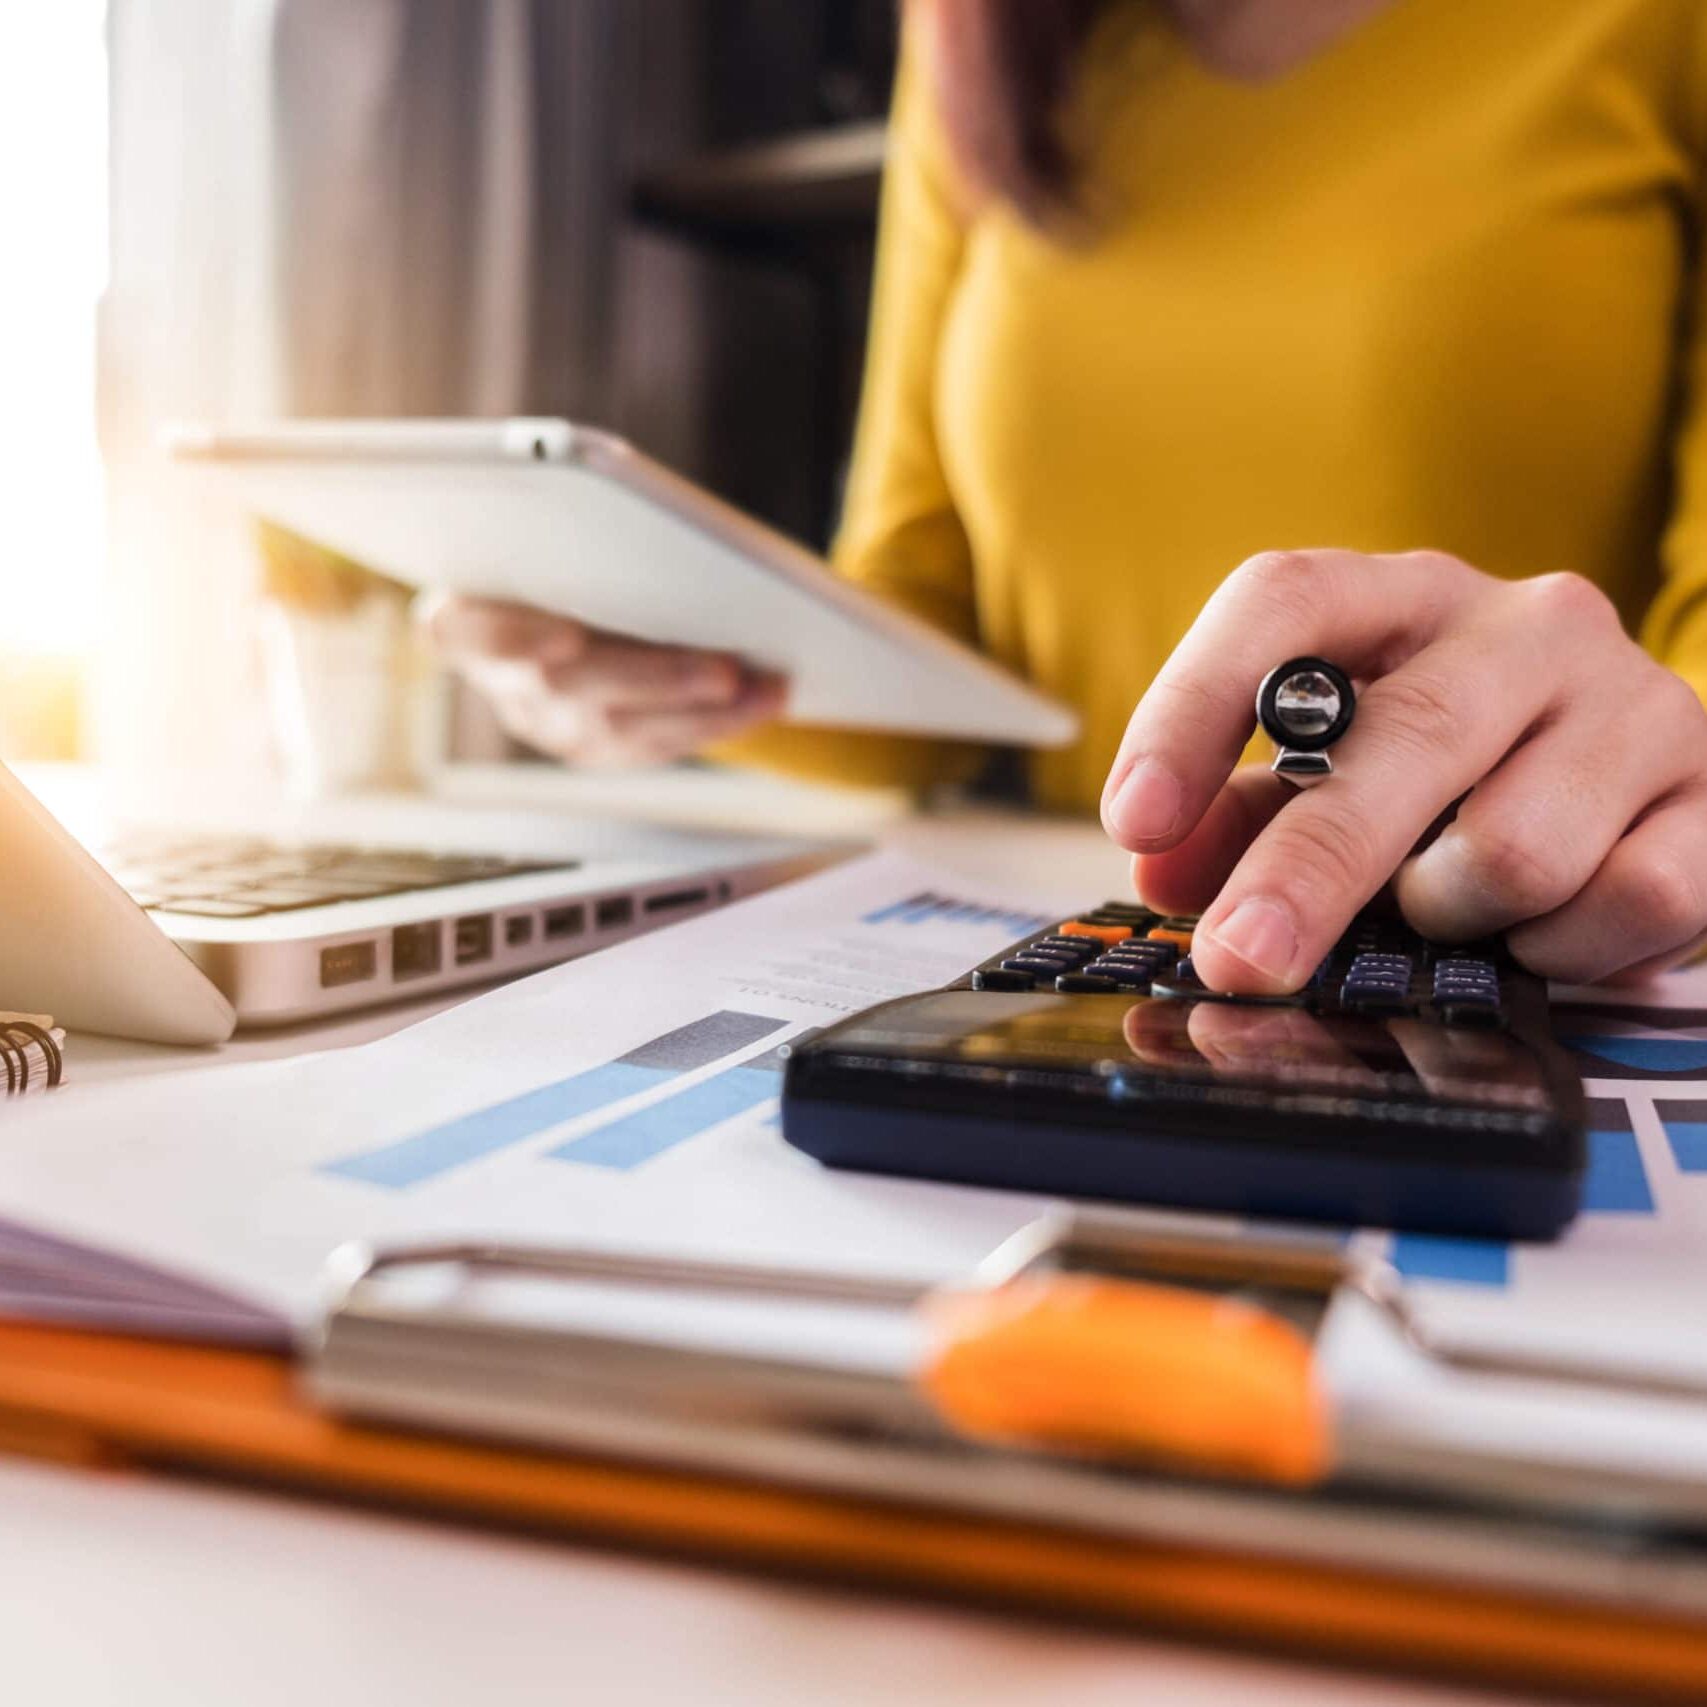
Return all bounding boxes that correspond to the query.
[6,766,1565,1706]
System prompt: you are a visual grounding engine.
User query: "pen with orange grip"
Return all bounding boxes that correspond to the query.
[325,1214,1346,1489]
[919,1268,1331,1485]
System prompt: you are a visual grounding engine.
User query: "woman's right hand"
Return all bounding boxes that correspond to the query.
[422,594,788,767]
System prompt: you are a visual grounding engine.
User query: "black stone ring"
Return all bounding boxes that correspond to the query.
[1256,657,1356,786]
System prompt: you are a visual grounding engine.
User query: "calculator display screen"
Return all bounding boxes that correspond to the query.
[828,992,1551,1112]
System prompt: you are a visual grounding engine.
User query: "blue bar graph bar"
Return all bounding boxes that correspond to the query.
[1668,1123,1707,1170]
[551,1065,780,1170]
[1390,1235,1510,1288]
[323,1010,786,1189]
[552,1033,802,1171]
[1658,1099,1707,1173]
[861,893,935,925]
[858,892,1051,934]
[900,896,950,923]
[1581,1097,1654,1213]
[1584,1129,1655,1212]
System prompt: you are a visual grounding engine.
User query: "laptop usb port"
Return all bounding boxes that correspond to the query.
[454,915,494,966]
[595,896,634,931]
[643,886,708,916]
[320,941,377,988]
[543,904,585,941]
[391,922,442,980]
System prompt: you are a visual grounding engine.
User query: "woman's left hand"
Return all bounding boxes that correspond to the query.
[1099,549,1707,992]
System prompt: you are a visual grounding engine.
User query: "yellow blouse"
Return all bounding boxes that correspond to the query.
[722,0,1707,813]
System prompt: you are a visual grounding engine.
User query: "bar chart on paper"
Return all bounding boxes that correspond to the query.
[323,1010,790,1188]
[322,876,1054,1193]
[1367,978,1707,1386]
[548,1033,800,1171]
[861,891,1052,933]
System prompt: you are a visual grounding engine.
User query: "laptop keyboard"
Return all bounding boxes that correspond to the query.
[98,835,576,919]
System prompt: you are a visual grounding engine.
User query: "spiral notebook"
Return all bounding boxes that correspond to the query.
[0,1013,65,1097]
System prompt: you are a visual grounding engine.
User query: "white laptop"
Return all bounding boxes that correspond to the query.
[0,762,839,1044]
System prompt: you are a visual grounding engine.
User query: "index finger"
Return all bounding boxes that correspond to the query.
[1101,551,1472,852]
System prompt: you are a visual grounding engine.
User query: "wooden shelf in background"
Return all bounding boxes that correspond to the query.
[632,121,886,245]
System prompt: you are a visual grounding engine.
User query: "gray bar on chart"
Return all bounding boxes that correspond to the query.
[1584,1096,1633,1131]
[741,1028,819,1076]
[616,1011,786,1073]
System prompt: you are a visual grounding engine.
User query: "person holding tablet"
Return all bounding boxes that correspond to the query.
[429,0,1707,992]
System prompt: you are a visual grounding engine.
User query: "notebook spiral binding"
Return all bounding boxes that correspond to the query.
[0,1018,63,1096]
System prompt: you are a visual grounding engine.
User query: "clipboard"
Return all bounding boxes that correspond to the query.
[0,1217,1703,1700]
[309,1208,1707,1519]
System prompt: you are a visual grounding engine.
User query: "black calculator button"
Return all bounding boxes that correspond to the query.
[973,968,1036,992]
[1340,991,1415,1016]
[1035,937,1099,958]
[1150,954,1204,995]
[1106,956,1177,977]
[1004,954,1078,975]
[1085,962,1158,988]
[1148,957,1303,1006]
[1439,1001,1505,1029]
[1084,903,1155,923]
[1092,955,1174,983]
[1155,980,1309,1008]
[1348,953,1412,975]
[1055,973,1121,993]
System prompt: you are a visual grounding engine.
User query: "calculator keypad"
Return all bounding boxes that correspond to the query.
[968,904,1508,1028]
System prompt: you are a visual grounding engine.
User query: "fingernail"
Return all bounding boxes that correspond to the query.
[1108,758,1183,844]
[1205,897,1298,984]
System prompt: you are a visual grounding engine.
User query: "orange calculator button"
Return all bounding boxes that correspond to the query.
[1058,921,1133,944]
[1147,927,1194,951]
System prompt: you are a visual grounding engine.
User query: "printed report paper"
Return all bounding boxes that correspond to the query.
[0,853,1081,1339]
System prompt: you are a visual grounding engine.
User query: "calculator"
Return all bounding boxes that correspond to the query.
[780,903,1587,1240]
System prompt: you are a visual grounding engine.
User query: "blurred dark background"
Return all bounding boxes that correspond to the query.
[273,0,897,550]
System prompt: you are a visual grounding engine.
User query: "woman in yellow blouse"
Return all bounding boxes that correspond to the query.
[430,0,1707,992]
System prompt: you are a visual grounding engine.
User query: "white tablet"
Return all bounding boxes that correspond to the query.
[168,418,1077,747]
